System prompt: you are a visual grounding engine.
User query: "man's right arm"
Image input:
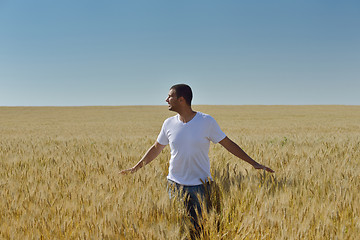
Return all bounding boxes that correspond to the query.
[120,141,166,174]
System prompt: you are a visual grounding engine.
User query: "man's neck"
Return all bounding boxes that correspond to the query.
[177,108,197,123]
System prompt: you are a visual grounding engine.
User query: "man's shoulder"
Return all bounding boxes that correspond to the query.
[163,114,178,124]
[196,112,215,121]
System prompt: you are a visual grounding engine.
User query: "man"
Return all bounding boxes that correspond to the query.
[120,84,274,236]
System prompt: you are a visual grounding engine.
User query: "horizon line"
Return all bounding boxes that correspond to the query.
[1,104,359,107]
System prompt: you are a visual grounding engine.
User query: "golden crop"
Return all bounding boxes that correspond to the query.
[0,106,359,239]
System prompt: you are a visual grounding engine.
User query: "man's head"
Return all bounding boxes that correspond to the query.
[166,84,193,112]
[170,84,193,106]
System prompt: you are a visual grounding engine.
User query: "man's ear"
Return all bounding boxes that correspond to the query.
[178,96,185,104]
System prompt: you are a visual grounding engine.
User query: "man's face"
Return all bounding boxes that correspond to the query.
[166,89,179,111]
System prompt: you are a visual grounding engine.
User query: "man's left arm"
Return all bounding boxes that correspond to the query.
[219,136,274,173]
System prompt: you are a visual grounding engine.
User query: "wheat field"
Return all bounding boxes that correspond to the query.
[0,105,359,239]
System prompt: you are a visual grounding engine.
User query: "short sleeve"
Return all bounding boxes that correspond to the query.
[156,121,169,145]
[208,117,227,143]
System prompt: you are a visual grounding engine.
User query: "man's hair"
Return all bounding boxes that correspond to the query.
[170,84,193,106]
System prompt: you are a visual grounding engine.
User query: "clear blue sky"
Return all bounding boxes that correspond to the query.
[1,0,359,106]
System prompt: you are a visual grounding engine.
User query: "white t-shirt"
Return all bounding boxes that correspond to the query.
[157,112,226,186]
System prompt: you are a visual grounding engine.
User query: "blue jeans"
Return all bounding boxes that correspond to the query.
[167,180,207,234]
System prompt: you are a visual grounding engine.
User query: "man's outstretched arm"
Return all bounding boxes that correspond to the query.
[120,141,166,174]
[219,137,274,173]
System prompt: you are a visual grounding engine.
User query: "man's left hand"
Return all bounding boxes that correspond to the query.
[253,163,275,173]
